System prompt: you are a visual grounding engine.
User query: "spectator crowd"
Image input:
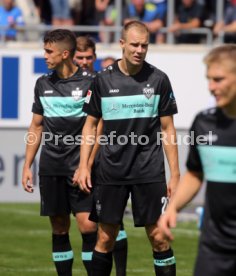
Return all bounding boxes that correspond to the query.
[1,0,236,44]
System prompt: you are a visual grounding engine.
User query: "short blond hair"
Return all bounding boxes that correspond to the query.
[121,20,149,41]
[204,44,236,73]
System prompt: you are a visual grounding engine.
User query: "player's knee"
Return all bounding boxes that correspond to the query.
[50,215,70,234]
[97,231,116,252]
[78,220,97,233]
[75,212,97,233]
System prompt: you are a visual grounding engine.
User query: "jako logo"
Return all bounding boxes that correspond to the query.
[109,89,119,93]
[0,57,48,119]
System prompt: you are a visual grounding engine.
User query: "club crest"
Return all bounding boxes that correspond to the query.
[143,86,154,99]
[72,88,83,101]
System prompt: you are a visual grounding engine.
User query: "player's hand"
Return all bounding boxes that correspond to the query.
[73,165,92,185]
[72,168,80,185]
[76,166,92,194]
[158,207,177,241]
[22,166,34,193]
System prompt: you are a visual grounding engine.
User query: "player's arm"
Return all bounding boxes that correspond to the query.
[88,118,103,171]
[160,115,180,198]
[73,119,103,184]
[77,115,100,194]
[22,113,43,193]
[158,170,203,240]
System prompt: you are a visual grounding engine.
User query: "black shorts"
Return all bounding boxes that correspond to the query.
[194,200,236,276]
[39,176,93,216]
[89,182,167,227]
[194,242,236,276]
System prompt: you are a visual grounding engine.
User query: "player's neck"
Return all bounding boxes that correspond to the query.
[118,59,142,76]
[222,103,236,119]
[56,62,78,79]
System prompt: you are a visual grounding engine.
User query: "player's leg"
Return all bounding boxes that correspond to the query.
[92,223,120,276]
[132,182,176,276]
[50,215,73,276]
[113,222,128,276]
[146,224,175,276]
[75,187,128,276]
[89,184,129,276]
[70,186,97,276]
[75,211,97,275]
[39,176,74,276]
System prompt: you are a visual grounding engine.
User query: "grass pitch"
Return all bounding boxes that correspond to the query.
[0,203,198,275]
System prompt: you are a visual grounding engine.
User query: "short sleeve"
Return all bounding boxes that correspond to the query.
[186,116,203,173]
[32,79,43,115]
[158,73,178,117]
[82,76,102,118]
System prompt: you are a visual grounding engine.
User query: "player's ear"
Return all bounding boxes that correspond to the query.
[62,49,70,59]
[120,39,125,51]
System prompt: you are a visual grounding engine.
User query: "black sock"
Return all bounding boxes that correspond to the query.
[113,229,128,276]
[92,250,113,276]
[81,232,97,276]
[153,248,176,276]
[52,233,73,276]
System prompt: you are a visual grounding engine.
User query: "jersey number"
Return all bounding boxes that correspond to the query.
[161,197,169,214]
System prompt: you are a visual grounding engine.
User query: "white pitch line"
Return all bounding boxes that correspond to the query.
[0,207,38,216]
[172,228,199,236]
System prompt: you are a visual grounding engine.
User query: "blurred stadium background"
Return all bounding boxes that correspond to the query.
[0,0,228,275]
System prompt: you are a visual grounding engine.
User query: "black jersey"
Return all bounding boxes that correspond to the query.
[83,61,178,185]
[32,68,93,175]
[187,107,236,252]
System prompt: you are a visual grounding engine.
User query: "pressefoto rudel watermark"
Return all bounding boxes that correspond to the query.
[24,131,214,146]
